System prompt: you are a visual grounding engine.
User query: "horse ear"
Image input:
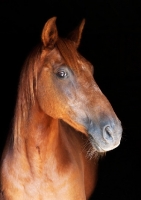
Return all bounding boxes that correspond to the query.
[68,19,85,48]
[41,17,58,49]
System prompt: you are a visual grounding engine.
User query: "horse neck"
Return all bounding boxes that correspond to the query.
[13,100,61,156]
[23,106,83,158]
[12,100,86,175]
[26,106,59,151]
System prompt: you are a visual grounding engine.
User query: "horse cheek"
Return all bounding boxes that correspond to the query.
[37,74,62,118]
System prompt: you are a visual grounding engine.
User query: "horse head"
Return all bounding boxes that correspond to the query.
[37,17,122,153]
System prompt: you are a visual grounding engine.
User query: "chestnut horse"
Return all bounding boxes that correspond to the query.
[0,17,122,200]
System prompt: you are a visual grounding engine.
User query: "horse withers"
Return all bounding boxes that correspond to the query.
[0,17,122,200]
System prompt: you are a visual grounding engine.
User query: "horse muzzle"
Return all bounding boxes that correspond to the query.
[86,117,122,152]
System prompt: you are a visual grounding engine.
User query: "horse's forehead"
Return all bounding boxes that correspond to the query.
[47,49,63,66]
[45,48,91,73]
[76,57,93,73]
[77,59,86,70]
[56,51,90,72]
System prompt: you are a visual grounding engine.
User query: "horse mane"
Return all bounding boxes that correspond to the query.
[13,45,42,146]
[12,37,80,147]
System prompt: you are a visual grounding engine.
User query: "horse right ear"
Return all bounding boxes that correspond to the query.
[67,19,85,48]
[41,17,58,49]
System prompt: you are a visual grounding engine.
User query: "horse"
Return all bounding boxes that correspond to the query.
[0,17,122,200]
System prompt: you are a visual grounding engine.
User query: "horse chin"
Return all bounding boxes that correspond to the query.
[88,138,106,153]
[88,133,121,153]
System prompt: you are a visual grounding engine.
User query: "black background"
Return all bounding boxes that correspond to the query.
[0,0,141,199]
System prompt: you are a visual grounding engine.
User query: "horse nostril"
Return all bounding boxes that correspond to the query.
[103,125,113,143]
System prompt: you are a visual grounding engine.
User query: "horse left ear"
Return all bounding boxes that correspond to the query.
[41,17,58,49]
[68,19,85,48]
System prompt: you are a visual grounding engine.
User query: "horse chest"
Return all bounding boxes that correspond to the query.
[2,153,87,200]
[23,164,86,199]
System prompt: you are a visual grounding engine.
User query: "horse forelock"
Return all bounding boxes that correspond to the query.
[56,38,80,73]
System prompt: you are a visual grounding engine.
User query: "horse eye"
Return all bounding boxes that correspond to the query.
[56,70,68,78]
